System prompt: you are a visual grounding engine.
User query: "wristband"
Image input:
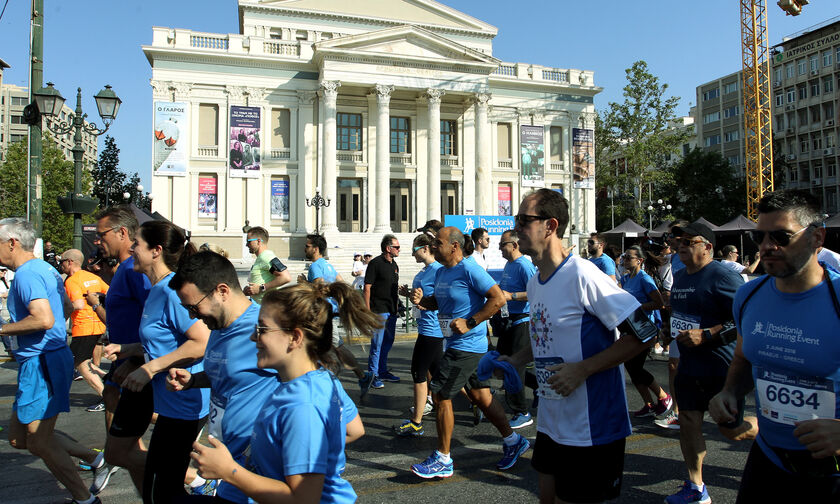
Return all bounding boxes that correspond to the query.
[185,374,196,390]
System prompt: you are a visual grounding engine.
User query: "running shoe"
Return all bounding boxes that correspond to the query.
[190,478,219,496]
[78,449,102,471]
[664,480,711,504]
[497,433,530,470]
[86,402,105,413]
[73,371,84,381]
[371,378,384,389]
[632,403,656,418]
[411,452,454,479]
[90,463,119,495]
[379,371,400,383]
[655,410,680,430]
[71,498,101,504]
[359,372,374,398]
[409,398,434,417]
[510,412,533,429]
[472,404,485,425]
[654,394,674,416]
[394,419,424,437]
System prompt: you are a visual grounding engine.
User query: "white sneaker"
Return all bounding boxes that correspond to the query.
[90,463,119,495]
[654,410,680,430]
[410,399,434,417]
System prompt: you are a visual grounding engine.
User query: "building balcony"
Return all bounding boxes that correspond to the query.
[390,153,412,165]
[150,27,303,60]
[197,146,218,157]
[549,160,565,171]
[337,151,363,163]
[497,159,513,169]
[441,155,459,167]
[270,148,291,159]
[490,62,594,87]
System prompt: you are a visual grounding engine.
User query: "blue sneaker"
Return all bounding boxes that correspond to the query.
[379,371,400,383]
[359,372,374,398]
[394,419,424,437]
[509,412,533,429]
[371,378,384,389]
[496,434,530,470]
[664,481,711,504]
[190,478,219,496]
[411,452,454,479]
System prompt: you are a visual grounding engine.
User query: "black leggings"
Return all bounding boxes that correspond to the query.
[625,346,654,389]
[411,334,444,383]
[737,441,840,503]
[143,414,207,504]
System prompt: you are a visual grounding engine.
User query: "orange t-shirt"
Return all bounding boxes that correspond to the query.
[65,269,108,337]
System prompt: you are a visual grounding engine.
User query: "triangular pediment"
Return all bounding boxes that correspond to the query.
[314,25,499,68]
[245,0,497,35]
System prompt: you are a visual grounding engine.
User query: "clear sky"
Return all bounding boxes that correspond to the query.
[0,0,837,192]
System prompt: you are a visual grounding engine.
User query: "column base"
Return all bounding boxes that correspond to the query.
[373,224,392,234]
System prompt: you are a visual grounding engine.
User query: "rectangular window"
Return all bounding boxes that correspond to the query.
[724,82,738,94]
[550,126,563,162]
[798,59,807,75]
[724,130,739,142]
[270,108,291,150]
[824,50,834,67]
[727,155,741,166]
[702,88,719,101]
[824,76,834,94]
[811,80,821,97]
[10,134,24,143]
[441,120,457,156]
[827,103,836,122]
[336,113,362,151]
[497,123,511,160]
[724,105,740,118]
[801,137,809,153]
[811,55,819,72]
[827,133,836,148]
[389,117,410,154]
[786,63,795,79]
[11,96,27,106]
[775,68,783,83]
[787,89,796,103]
[775,93,783,107]
[828,164,837,178]
[683,143,690,156]
[703,111,720,124]
[704,135,721,147]
[10,115,24,124]
[815,165,823,179]
[813,136,823,151]
[790,168,798,181]
[198,104,219,147]
[798,85,808,100]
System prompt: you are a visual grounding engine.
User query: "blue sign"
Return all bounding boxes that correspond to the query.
[443,215,515,236]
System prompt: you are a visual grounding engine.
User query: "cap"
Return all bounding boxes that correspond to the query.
[364,252,373,257]
[354,252,362,258]
[417,219,443,234]
[672,223,716,248]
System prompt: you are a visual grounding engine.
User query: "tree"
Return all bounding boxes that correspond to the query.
[91,136,151,210]
[664,148,746,223]
[595,61,688,230]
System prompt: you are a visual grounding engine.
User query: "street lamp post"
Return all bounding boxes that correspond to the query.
[306,187,331,234]
[26,83,121,250]
[646,198,672,229]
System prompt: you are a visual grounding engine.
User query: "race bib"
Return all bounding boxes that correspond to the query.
[755,367,836,426]
[500,304,510,318]
[534,356,565,401]
[670,312,700,340]
[438,316,453,338]
[9,336,18,352]
[208,396,227,439]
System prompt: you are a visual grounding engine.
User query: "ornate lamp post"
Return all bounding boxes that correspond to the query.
[27,82,121,249]
[646,199,672,229]
[306,186,331,234]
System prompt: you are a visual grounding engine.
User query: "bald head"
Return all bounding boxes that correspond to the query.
[61,249,84,275]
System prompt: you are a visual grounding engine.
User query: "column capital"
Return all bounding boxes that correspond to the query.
[245,87,268,103]
[373,84,395,104]
[297,90,317,105]
[319,80,341,100]
[425,88,445,106]
[225,85,248,104]
[171,81,193,100]
[579,111,596,129]
[149,79,170,97]
[474,92,492,107]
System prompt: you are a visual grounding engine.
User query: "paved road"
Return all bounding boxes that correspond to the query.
[0,339,754,503]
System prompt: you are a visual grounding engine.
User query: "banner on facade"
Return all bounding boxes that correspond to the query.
[198,177,217,218]
[444,215,515,273]
[229,106,261,178]
[270,179,290,220]
[153,101,188,176]
[497,186,512,216]
[573,128,595,189]
[520,125,545,188]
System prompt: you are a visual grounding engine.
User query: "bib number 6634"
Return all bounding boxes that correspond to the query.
[765,384,820,410]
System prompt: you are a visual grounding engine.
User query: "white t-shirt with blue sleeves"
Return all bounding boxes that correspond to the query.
[308,257,338,283]
[434,256,497,353]
[139,272,209,420]
[7,258,67,360]
[527,254,639,447]
[247,369,357,504]
[736,270,840,468]
[413,262,443,338]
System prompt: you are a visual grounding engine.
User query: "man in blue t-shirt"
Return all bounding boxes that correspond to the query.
[491,229,537,429]
[587,233,617,282]
[168,251,279,503]
[664,222,746,504]
[410,227,529,479]
[1,218,110,504]
[710,190,840,502]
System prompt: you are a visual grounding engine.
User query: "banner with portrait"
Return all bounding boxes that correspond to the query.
[198,177,217,218]
[497,185,512,216]
[520,125,545,187]
[573,128,595,189]
[153,101,188,176]
[270,179,290,220]
[229,106,261,178]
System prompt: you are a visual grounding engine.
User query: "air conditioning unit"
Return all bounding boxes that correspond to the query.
[811,70,820,76]
[827,119,835,127]
[786,127,795,134]
[774,81,782,88]
[813,178,822,185]
[826,148,836,156]
[788,154,797,161]
[786,104,795,111]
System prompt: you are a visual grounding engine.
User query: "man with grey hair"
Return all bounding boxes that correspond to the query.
[1,218,111,504]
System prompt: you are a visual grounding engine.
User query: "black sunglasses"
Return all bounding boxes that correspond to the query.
[748,225,812,247]
[514,214,551,227]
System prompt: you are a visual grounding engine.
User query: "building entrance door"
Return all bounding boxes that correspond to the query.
[390,181,410,232]
[441,182,458,217]
[337,179,361,232]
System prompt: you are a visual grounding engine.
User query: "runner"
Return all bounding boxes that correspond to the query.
[409,226,529,478]
[710,190,839,502]
[502,189,648,504]
[394,233,443,437]
[186,282,376,503]
[664,222,747,504]
[243,227,291,304]
[491,229,537,429]
[167,250,279,503]
[1,218,111,504]
[103,220,210,503]
[361,235,401,393]
[588,233,617,282]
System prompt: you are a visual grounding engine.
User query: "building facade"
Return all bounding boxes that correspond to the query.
[772,17,840,212]
[143,0,600,258]
[696,71,746,176]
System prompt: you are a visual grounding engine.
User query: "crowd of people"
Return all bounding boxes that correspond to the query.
[1,188,838,503]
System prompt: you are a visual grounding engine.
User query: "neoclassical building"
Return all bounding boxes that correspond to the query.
[144,0,600,258]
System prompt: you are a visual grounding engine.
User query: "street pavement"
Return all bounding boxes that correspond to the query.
[0,334,754,504]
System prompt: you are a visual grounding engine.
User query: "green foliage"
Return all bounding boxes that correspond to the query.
[91,136,150,210]
[663,148,746,223]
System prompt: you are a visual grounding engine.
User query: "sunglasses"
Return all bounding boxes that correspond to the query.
[499,241,516,247]
[181,288,216,315]
[678,238,707,247]
[253,324,294,338]
[94,227,118,240]
[748,226,811,247]
[246,238,260,243]
[587,239,598,246]
[514,214,551,227]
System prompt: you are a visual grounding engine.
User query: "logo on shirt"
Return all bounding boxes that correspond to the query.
[530,302,553,351]
[752,321,765,335]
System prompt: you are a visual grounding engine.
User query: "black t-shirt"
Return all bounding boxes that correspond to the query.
[364,254,399,314]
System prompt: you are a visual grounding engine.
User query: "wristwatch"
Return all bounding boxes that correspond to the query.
[259,284,266,293]
[702,328,712,341]
[511,292,517,301]
[91,303,101,311]
[466,317,478,329]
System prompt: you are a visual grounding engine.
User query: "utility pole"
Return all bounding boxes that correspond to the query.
[28,0,44,235]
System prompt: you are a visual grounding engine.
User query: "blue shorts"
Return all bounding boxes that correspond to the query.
[14,346,73,424]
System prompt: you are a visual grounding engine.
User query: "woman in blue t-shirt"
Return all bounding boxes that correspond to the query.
[620,245,672,420]
[188,281,381,503]
[105,220,210,503]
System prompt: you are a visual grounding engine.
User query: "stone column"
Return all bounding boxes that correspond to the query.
[426,89,444,222]
[373,84,394,233]
[296,91,317,234]
[475,93,492,214]
[319,80,340,234]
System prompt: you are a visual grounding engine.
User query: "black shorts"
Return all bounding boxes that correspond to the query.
[69,334,102,367]
[109,382,154,438]
[144,414,208,503]
[531,432,625,503]
[429,348,488,399]
[737,441,840,503]
[674,373,727,412]
[411,335,444,384]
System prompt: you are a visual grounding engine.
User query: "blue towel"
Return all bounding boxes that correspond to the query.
[477,350,523,394]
